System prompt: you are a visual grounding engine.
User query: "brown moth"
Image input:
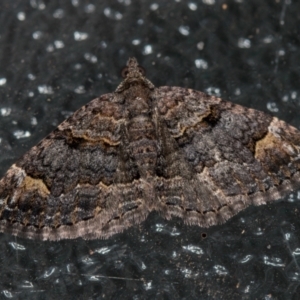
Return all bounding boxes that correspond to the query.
[0,58,300,240]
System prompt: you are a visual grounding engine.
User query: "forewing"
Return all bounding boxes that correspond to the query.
[0,94,147,240]
[155,86,300,226]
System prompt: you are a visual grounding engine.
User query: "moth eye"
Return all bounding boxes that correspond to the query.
[137,66,146,76]
[121,66,145,78]
[121,67,129,78]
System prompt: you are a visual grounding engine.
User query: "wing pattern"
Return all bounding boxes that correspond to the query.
[0,58,299,240]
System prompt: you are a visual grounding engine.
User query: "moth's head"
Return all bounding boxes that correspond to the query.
[115,57,154,93]
[121,57,145,79]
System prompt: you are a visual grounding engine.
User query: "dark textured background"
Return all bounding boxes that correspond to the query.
[0,0,300,299]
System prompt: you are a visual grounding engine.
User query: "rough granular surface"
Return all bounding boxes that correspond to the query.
[0,58,300,241]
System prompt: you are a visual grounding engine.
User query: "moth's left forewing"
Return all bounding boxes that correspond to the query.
[0,93,148,240]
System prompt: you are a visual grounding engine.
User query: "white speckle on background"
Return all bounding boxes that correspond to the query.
[46,44,54,52]
[13,130,31,139]
[206,87,221,97]
[150,3,159,10]
[263,35,273,43]
[28,74,36,80]
[118,0,131,5]
[71,0,79,6]
[38,85,54,94]
[0,78,7,86]
[103,8,123,20]
[32,31,43,40]
[132,39,141,45]
[17,12,26,21]
[195,59,208,69]
[1,108,11,116]
[188,2,197,10]
[31,117,38,126]
[30,0,46,10]
[74,31,89,41]
[203,0,215,5]
[197,42,205,50]
[84,53,98,63]
[143,45,153,55]
[85,4,96,13]
[54,40,65,49]
[53,9,64,19]
[238,38,251,48]
[267,102,279,113]
[179,25,190,36]
[74,86,86,94]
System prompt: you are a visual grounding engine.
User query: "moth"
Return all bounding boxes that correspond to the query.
[0,58,299,240]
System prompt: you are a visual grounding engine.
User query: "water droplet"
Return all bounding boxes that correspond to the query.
[103,7,123,20]
[150,3,159,10]
[234,88,241,96]
[238,38,251,48]
[202,0,215,5]
[197,41,204,50]
[0,108,11,116]
[38,85,54,94]
[195,59,208,69]
[53,9,64,19]
[206,87,221,97]
[144,281,152,290]
[28,73,36,80]
[71,0,79,6]
[85,4,95,13]
[17,12,26,21]
[31,117,38,126]
[74,31,89,41]
[30,0,46,10]
[143,45,153,55]
[178,25,190,36]
[84,53,98,63]
[54,40,64,49]
[291,91,297,99]
[132,39,141,45]
[74,63,82,70]
[282,94,289,102]
[267,102,279,113]
[13,130,31,139]
[263,35,273,43]
[118,0,131,5]
[32,31,43,40]
[0,78,7,86]
[46,44,54,52]
[74,85,86,94]
[188,2,197,10]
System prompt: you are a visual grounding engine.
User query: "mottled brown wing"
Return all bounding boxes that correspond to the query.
[154,86,300,227]
[0,94,149,240]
